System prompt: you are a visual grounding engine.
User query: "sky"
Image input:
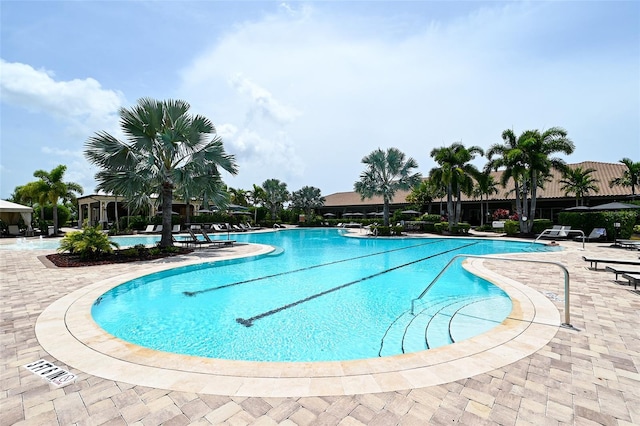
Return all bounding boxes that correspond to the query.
[1,1,639,200]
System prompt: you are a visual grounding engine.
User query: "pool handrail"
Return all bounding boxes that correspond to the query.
[411,254,572,327]
[533,228,585,250]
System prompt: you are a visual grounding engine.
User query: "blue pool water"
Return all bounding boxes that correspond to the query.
[0,234,164,250]
[90,229,557,362]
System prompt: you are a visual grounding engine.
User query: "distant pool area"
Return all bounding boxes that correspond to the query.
[0,234,164,251]
[89,228,559,362]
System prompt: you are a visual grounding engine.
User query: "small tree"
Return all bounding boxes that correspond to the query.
[354,147,421,226]
[290,186,325,218]
[261,179,289,220]
[609,157,640,199]
[560,166,600,206]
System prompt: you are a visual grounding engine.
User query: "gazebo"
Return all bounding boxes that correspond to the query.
[0,200,34,236]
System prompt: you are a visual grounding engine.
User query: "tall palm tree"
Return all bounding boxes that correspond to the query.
[473,172,499,226]
[261,179,289,220]
[354,147,421,226]
[429,143,483,231]
[609,157,640,199]
[247,184,266,223]
[291,186,325,218]
[560,166,600,206]
[85,98,238,247]
[487,127,574,233]
[33,165,84,235]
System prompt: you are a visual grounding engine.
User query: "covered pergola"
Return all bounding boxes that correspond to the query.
[0,200,34,236]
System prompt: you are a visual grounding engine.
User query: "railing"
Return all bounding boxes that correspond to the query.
[411,254,572,327]
[532,228,585,250]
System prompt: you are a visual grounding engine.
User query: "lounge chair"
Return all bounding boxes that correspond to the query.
[7,225,22,236]
[621,273,640,289]
[211,224,226,232]
[171,224,181,233]
[198,229,235,248]
[582,256,640,270]
[141,224,156,233]
[537,225,564,239]
[615,239,640,250]
[575,227,606,242]
[154,225,163,233]
[605,266,640,280]
[173,230,208,249]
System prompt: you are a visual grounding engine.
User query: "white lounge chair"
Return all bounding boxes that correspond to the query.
[141,224,155,233]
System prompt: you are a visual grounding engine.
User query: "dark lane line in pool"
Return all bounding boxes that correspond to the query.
[182,239,445,297]
[235,241,479,327]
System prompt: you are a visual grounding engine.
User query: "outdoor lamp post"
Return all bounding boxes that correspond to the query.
[614,222,621,245]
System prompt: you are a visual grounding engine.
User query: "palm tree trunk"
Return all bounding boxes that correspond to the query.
[480,194,485,227]
[160,183,174,247]
[383,199,390,227]
[529,176,537,233]
[114,195,119,233]
[447,182,454,232]
[53,201,59,235]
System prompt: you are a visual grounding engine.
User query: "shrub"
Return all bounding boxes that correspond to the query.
[392,225,403,236]
[58,223,119,259]
[532,219,553,234]
[504,220,519,236]
[433,222,443,233]
[421,214,441,223]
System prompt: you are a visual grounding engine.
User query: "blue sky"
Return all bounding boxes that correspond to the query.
[1,1,639,200]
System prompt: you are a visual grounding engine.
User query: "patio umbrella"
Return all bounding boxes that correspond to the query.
[563,206,591,211]
[589,202,640,211]
[197,208,213,213]
[323,213,336,217]
[401,210,421,215]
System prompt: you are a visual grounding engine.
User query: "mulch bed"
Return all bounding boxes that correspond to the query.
[46,248,194,267]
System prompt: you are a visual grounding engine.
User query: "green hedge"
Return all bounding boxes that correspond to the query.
[532,219,553,234]
[558,211,638,240]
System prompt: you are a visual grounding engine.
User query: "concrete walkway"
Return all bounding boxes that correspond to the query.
[1,235,638,425]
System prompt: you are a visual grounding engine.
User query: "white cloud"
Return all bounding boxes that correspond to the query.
[0,59,124,136]
[229,73,301,125]
[180,3,637,194]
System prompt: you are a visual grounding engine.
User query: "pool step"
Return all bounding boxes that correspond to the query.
[379,295,507,356]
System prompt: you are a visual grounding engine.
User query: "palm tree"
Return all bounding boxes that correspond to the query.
[609,157,640,199]
[291,186,325,218]
[228,187,249,206]
[261,179,289,220]
[32,165,84,235]
[560,166,600,206]
[354,147,421,226]
[85,98,238,247]
[247,184,266,223]
[473,172,499,226]
[429,143,483,231]
[487,127,574,233]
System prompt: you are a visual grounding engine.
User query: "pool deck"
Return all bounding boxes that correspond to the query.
[1,232,639,425]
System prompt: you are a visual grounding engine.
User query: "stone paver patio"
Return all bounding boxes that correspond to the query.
[1,232,639,425]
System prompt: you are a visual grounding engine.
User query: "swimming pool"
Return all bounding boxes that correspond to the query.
[91,229,557,362]
[0,234,164,250]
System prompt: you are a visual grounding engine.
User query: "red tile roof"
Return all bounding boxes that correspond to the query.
[324,161,632,207]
